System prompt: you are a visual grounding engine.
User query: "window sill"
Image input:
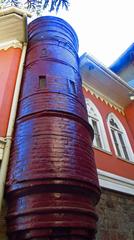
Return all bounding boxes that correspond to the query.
[93,147,134,164]
[93,146,112,155]
[117,156,134,164]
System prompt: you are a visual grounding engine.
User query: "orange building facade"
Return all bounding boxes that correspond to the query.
[0,8,30,240]
[80,53,134,239]
[83,88,134,180]
[0,48,22,137]
[80,54,134,192]
[0,7,134,240]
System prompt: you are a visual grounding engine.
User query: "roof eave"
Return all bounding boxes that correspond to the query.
[80,53,134,108]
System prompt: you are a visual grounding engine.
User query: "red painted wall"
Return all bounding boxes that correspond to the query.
[83,88,134,180]
[125,102,134,138]
[0,47,22,137]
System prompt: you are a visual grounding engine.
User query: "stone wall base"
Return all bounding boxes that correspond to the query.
[96,188,134,240]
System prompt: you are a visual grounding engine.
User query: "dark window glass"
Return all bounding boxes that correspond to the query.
[92,119,102,148]
[69,80,76,94]
[111,129,122,157]
[118,132,129,160]
[39,75,46,88]
[110,118,119,129]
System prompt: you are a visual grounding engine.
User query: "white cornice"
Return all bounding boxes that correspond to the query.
[80,53,134,107]
[82,52,134,92]
[0,8,28,44]
[0,40,22,50]
[98,169,134,195]
[0,7,31,18]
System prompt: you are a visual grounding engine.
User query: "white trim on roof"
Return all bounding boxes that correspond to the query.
[81,52,134,92]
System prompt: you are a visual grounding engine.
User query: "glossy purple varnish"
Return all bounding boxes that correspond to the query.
[6,16,101,240]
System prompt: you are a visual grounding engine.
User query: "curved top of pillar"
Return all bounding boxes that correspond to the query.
[28,16,79,52]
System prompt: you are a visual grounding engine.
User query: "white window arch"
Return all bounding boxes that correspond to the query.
[107,113,134,162]
[86,98,110,152]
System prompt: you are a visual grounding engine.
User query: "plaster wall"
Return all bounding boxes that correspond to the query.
[0,47,22,137]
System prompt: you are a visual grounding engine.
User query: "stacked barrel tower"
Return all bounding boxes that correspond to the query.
[6,16,100,240]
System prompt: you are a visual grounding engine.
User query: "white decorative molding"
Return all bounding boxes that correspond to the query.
[98,169,134,195]
[93,146,112,155]
[0,138,6,161]
[83,82,125,115]
[0,8,29,45]
[0,7,32,18]
[0,40,22,50]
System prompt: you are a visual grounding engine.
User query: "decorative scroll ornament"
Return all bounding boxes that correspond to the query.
[83,84,125,115]
[0,40,22,50]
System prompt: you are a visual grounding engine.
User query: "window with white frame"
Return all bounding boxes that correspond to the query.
[107,113,134,162]
[86,98,110,152]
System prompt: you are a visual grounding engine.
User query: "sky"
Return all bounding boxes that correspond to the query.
[30,0,134,66]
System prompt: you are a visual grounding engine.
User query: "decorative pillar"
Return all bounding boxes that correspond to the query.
[6,16,100,240]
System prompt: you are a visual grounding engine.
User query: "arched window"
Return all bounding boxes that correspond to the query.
[107,113,134,162]
[86,98,110,152]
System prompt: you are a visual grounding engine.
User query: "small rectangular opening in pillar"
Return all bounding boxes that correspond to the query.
[69,79,76,94]
[39,75,46,88]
